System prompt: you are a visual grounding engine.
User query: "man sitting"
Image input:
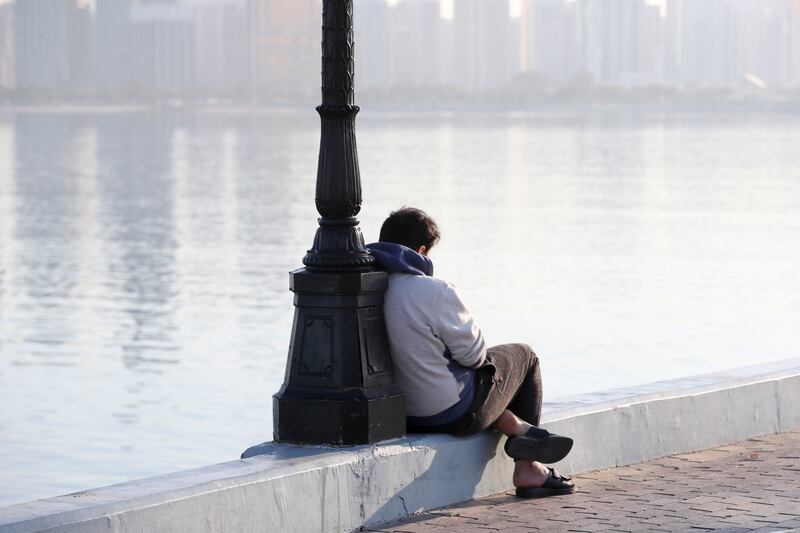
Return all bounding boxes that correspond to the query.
[369,207,575,498]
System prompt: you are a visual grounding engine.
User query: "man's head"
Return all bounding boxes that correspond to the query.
[379,207,440,256]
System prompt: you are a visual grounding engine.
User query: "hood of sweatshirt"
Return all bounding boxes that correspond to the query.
[367,242,434,277]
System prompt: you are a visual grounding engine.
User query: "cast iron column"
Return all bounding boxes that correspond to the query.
[272,0,406,445]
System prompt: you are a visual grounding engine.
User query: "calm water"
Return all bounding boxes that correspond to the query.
[0,109,798,506]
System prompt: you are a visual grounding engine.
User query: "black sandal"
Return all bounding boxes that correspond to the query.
[515,467,576,498]
[503,427,573,463]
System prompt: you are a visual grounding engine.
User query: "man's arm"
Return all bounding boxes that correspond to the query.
[433,283,487,369]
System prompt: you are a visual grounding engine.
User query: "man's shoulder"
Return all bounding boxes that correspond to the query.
[388,273,453,291]
[385,274,457,318]
[389,272,454,287]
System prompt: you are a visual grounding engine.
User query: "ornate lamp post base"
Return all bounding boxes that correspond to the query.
[274,390,405,445]
[273,269,405,445]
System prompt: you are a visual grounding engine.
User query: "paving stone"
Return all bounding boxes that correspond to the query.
[373,429,800,532]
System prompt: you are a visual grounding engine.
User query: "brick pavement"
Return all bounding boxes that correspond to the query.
[367,429,800,532]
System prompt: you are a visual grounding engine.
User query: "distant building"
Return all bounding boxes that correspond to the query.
[194,1,248,96]
[520,0,583,83]
[734,0,794,88]
[454,0,514,92]
[662,0,797,88]
[790,0,800,86]
[13,0,93,92]
[388,0,441,88]
[129,3,196,95]
[356,0,451,91]
[14,0,72,90]
[247,0,319,100]
[636,1,664,85]
[437,16,455,87]
[579,0,660,85]
[664,0,736,86]
[7,0,800,100]
[68,2,94,91]
[0,4,14,89]
[246,0,267,98]
[355,0,390,90]
[95,0,132,94]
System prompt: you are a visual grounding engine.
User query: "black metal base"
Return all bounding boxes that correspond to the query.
[274,390,405,445]
[273,268,406,446]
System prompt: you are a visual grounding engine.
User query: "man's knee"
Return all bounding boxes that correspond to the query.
[485,343,539,373]
[513,343,539,367]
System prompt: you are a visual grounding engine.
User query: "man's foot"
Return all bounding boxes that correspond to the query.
[513,461,575,498]
[512,460,550,488]
[504,427,574,463]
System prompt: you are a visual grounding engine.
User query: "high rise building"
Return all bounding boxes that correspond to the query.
[354,0,390,90]
[0,4,14,89]
[735,0,793,88]
[581,0,654,85]
[664,0,735,86]
[194,1,248,96]
[95,0,132,93]
[520,0,583,83]
[789,0,800,86]
[388,0,441,88]
[563,0,663,87]
[633,1,663,85]
[246,0,267,98]
[13,0,92,92]
[68,1,94,91]
[437,16,455,87]
[129,3,196,95]
[248,0,319,100]
[454,0,513,92]
[662,0,683,85]
[14,0,72,90]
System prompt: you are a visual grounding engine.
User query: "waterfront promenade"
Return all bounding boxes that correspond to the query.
[3,362,797,533]
[371,429,800,532]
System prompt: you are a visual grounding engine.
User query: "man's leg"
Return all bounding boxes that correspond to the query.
[507,344,542,426]
[467,344,552,489]
[462,343,542,434]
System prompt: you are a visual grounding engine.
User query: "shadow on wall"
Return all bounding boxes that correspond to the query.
[243,431,506,528]
[363,432,504,526]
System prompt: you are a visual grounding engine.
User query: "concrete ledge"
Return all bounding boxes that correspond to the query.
[2,358,800,533]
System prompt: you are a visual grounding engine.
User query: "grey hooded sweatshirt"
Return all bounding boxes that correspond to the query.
[369,242,487,425]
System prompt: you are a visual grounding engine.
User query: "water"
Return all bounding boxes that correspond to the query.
[0,109,798,506]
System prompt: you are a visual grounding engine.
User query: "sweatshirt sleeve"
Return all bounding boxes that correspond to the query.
[432,283,487,369]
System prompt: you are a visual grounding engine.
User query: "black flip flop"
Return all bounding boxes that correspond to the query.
[503,427,573,463]
[515,467,576,498]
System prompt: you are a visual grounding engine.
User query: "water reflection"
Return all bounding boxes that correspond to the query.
[73,126,105,368]
[0,110,798,507]
[96,115,178,371]
[13,116,81,366]
[0,123,15,358]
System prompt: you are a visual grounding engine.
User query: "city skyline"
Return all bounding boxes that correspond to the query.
[0,0,798,105]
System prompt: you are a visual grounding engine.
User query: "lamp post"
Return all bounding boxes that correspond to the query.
[272,0,406,445]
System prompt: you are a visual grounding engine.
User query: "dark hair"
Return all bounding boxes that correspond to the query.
[379,207,440,252]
